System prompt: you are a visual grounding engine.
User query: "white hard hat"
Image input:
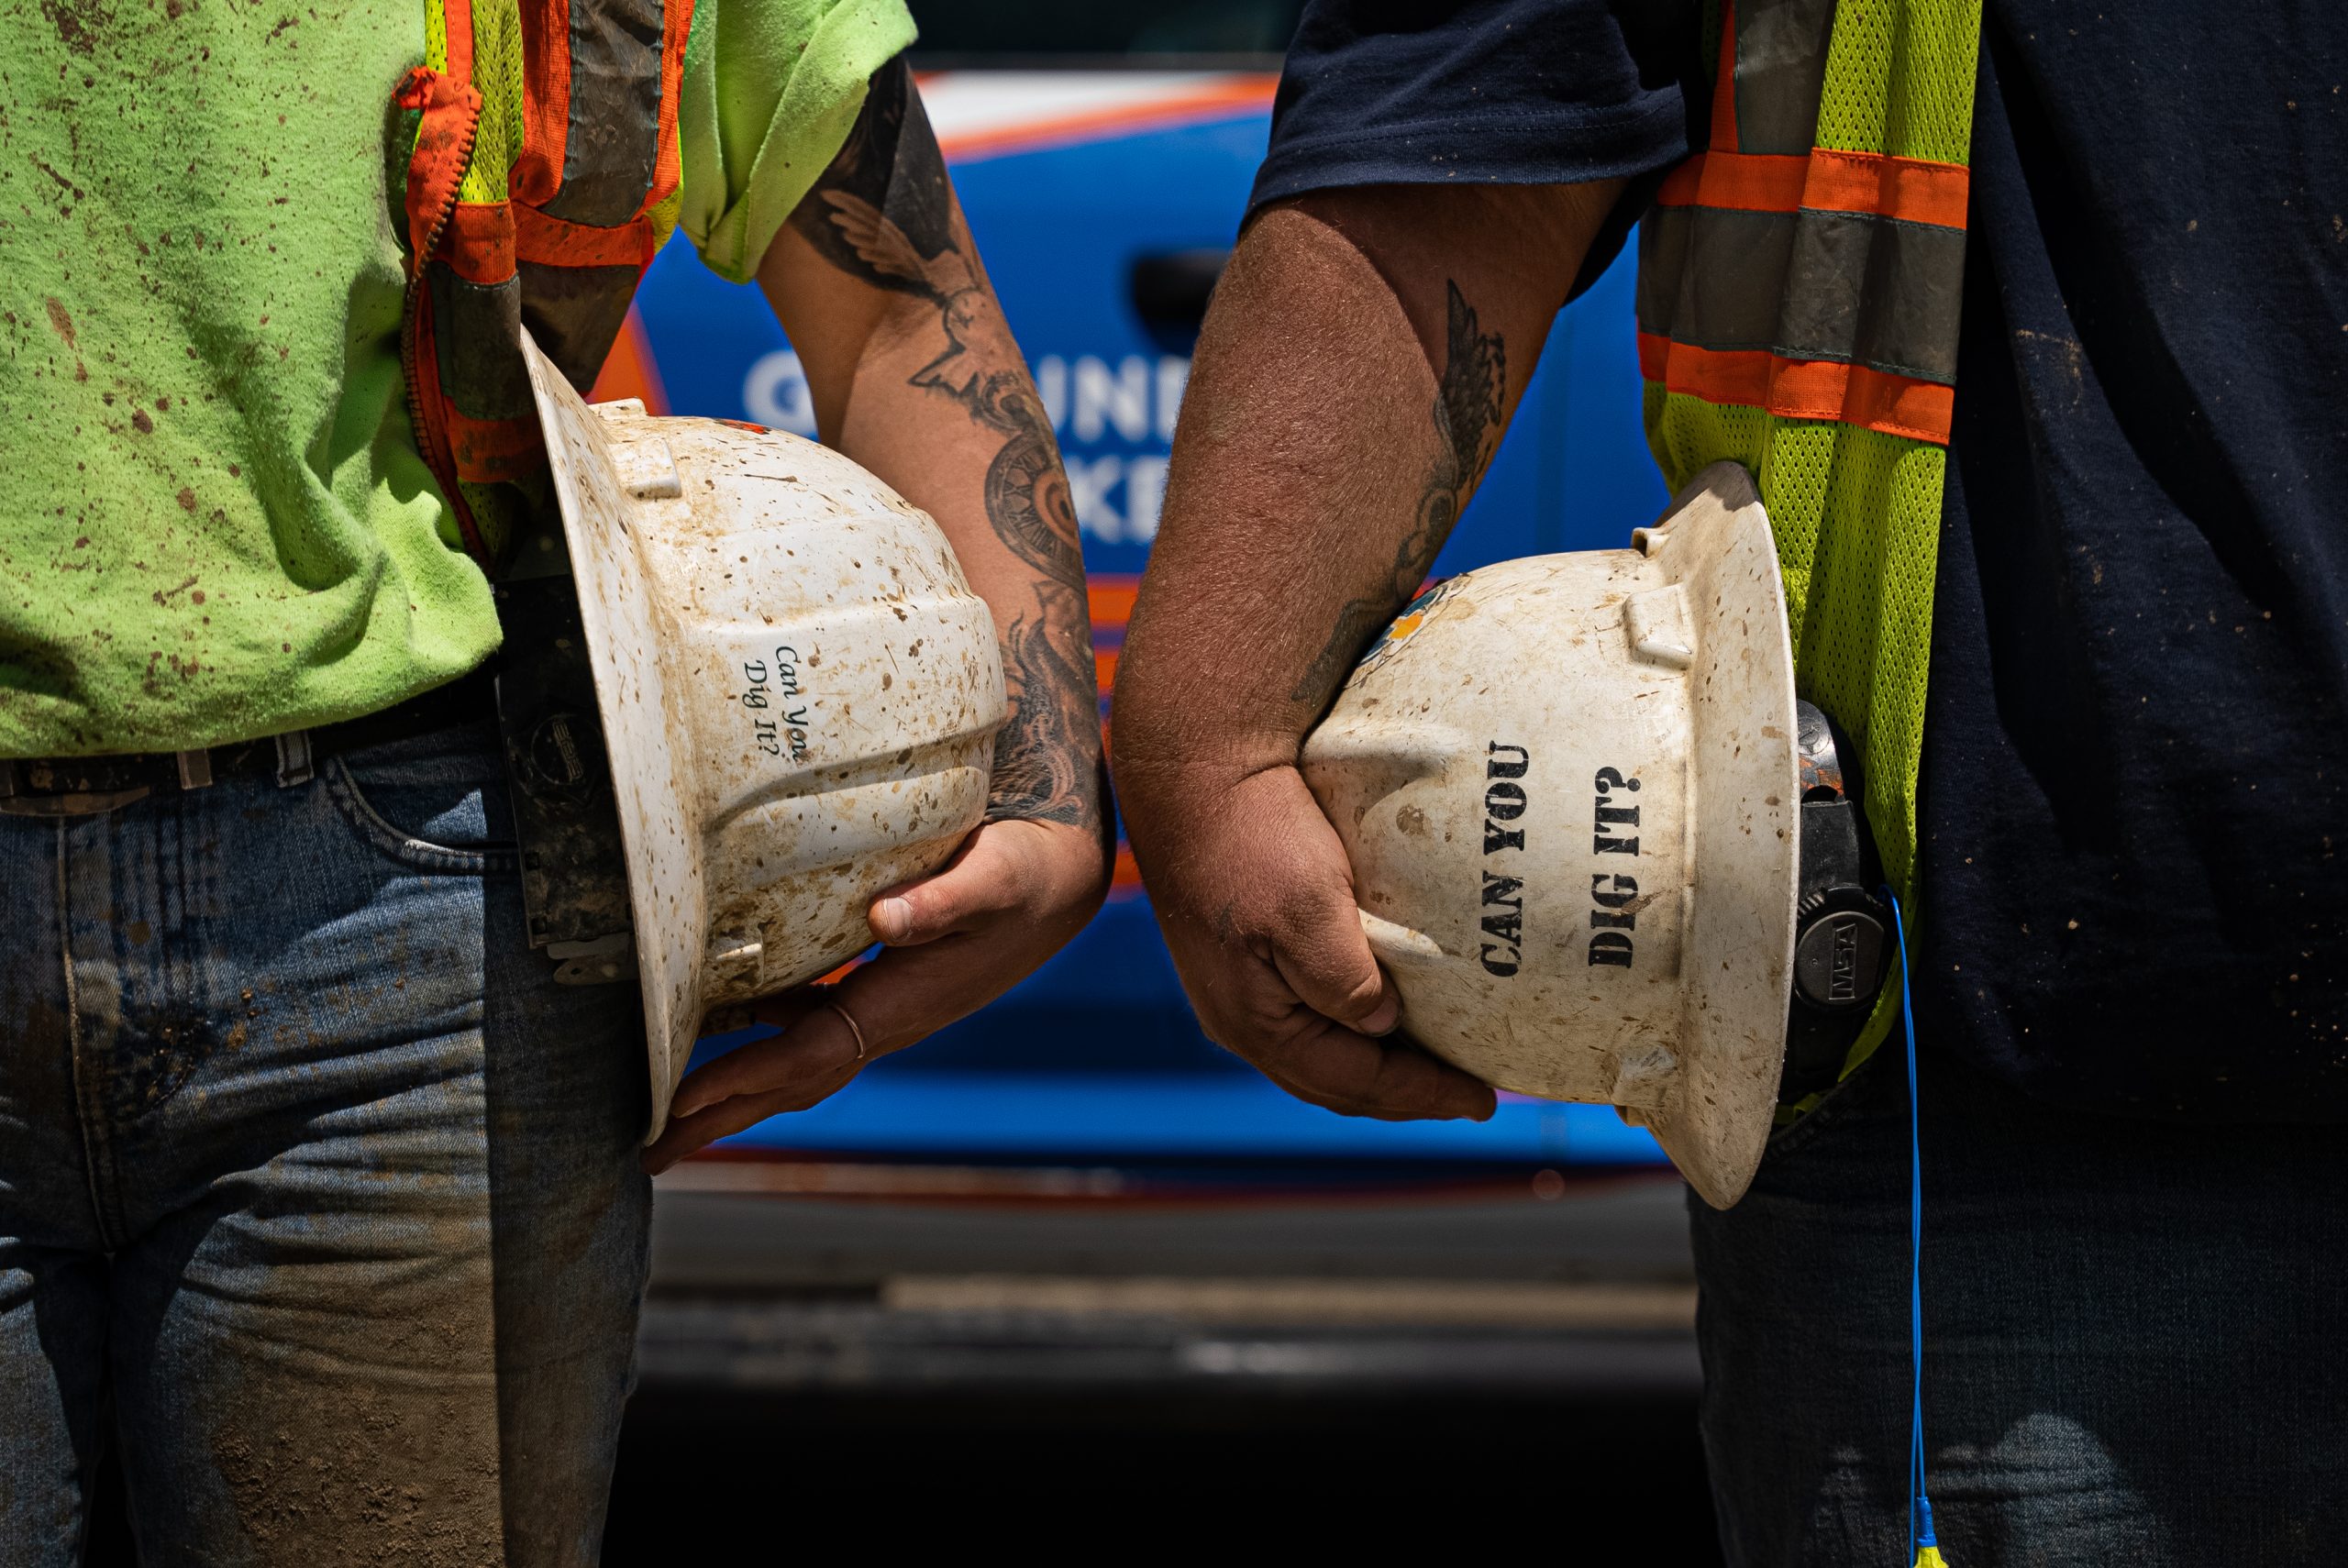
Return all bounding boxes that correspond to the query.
[522,332,1006,1134]
[1301,462,1800,1208]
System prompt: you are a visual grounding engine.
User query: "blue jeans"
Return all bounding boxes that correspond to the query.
[1692,1041,2348,1567]
[0,720,651,1565]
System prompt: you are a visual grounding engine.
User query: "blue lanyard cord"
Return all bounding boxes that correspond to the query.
[1887,889,1939,1562]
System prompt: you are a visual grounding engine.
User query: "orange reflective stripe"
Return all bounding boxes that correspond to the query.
[1656,149,1969,229]
[513,0,570,207]
[514,205,655,269]
[1656,150,1800,210]
[395,68,483,276]
[442,0,476,83]
[521,0,683,226]
[402,0,693,574]
[402,302,494,563]
[649,0,694,219]
[1638,332,1955,444]
[1806,149,1968,228]
[446,404,545,484]
[443,202,517,283]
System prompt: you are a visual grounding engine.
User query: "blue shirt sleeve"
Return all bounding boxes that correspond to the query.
[1248,0,1705,294]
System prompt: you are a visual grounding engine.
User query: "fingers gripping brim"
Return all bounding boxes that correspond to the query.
[1253,1024,1499,1122]
[644,996,867,1171]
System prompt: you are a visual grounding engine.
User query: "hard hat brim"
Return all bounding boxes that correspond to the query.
[1637,462,1801,1209]
[524,331,707,1139]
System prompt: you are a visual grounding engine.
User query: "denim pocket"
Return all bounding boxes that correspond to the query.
[322,723,520,876]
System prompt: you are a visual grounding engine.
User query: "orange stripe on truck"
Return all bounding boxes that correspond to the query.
[588,306,670,414]
[936,77,1277,164]
[1088,577,1140,632]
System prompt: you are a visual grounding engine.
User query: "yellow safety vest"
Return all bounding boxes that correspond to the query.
[1638,0,1983,1084]
[397,0,694,569]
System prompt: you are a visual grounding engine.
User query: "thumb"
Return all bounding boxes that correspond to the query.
[1269,896,1401,1036]
[866,829,1026,946]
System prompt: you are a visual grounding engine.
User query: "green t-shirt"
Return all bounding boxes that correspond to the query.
[0,0,914,756]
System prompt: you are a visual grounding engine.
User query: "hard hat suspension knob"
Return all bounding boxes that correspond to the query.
[1782,700,1895,1099]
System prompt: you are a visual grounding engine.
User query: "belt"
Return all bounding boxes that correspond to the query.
[0,668,502,819]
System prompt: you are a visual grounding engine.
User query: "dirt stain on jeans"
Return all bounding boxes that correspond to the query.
[208,1321,504,1565]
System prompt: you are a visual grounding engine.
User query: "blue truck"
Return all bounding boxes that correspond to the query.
[606,33,1717,1542]
[611,21,1678,1183]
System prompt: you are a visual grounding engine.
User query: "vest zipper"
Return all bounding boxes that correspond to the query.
[396,72,494,572]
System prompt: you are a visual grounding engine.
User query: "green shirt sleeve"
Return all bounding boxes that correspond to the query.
[676,0,919,284]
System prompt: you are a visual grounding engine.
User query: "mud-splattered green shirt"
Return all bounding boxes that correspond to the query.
[0,0,912,756]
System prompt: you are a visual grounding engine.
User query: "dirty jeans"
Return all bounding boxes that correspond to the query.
[1690,1042,2348,1567]
[0,718,652,1565]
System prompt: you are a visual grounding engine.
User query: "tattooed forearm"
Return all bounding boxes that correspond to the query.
[789,61,957,299]
[1288,280,1506,708]
[796,59,1101,832]
[988,582,1101,826]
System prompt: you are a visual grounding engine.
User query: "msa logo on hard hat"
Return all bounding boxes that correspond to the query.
[1301,463,1891,1209]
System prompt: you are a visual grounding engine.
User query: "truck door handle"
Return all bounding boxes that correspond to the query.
[1128,248,1229,345]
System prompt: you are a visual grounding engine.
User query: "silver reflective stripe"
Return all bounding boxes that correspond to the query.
[518,260,642,392]
[1636,204,1966,385]
[1782,209,1965,382]
[537,0,667,227]
[1638,206,1794,362]
[1733,0,1835,155]
[430,265,532,421]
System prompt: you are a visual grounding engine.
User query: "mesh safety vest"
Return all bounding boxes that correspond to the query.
[1638,0,1982,1076]
[395,0,694,569]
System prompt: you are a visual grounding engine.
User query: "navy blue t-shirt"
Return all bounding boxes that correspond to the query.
[1252,0,2348,1120]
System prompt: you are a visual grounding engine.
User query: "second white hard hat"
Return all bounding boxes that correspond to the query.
[1301,462,1800,1208]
